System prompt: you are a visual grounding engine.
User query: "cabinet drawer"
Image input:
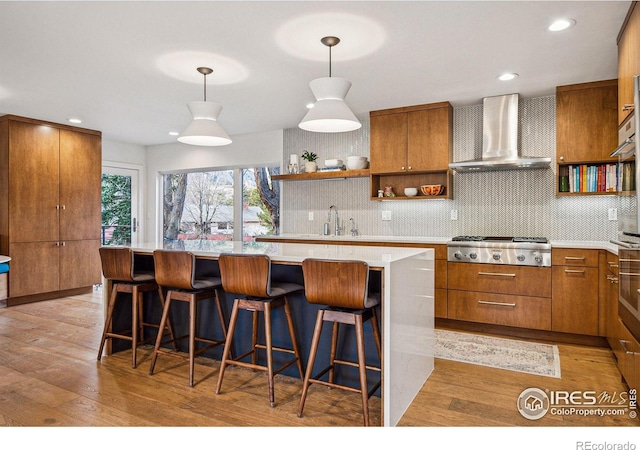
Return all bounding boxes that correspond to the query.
[448,290,551,330]
[435,259,447,289]
[552,248,598,267]
[434,288,447,318]
[447,262,551,297]
[551,266,599,335]
[612,318,639,392]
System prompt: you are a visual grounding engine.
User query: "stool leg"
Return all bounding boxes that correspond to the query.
[355,313,370,426]
[283,297,304,379]
[188,294,197,387]
[216,299,240,395]
[131,285,140,369]
[157,287,178,351]
[149,291,173,376]
[264,301,275,407]
[298,309,325,418]
[97,284,119,361]
[213,290,231,359]
[329,322,339,385]
[251,310,259,366]
[371,306,382,360]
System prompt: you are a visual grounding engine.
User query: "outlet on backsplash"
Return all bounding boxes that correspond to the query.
[382,210,391,221]
[308,211,314,221]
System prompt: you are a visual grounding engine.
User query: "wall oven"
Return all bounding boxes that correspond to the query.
[611,74,640,343]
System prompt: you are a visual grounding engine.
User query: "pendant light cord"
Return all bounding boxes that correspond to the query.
[203,72,207,102]
[328,45,332,77]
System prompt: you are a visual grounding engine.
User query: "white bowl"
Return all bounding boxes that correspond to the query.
[404,187,418,197]
[324,159,343,168]
[346,158,368,170]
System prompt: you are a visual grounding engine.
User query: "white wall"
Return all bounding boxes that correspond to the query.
[144,129,283,243]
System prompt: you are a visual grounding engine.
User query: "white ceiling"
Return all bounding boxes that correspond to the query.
[0,1,631,146]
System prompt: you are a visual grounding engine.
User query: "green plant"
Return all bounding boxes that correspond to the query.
[301,151,318,162]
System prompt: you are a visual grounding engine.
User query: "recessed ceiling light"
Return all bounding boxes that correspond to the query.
[497,73,519,81]
[169,131,179,136]
[306,103,314,109]
[68,118,82,124]
[548,19,576,32]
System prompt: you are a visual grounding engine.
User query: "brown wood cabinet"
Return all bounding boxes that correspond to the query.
[555,80,619,196]
[369,102,453,200]
[0,115,102,303]
[618,2,640,125]
[551,248,599,335]
[447,262,552,330]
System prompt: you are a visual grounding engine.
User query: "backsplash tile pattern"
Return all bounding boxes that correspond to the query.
[282,95,620,241]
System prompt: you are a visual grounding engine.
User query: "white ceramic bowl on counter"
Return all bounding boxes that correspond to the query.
[346,156,368,170]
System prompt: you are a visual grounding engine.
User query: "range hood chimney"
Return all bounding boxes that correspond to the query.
[449,93,551,172]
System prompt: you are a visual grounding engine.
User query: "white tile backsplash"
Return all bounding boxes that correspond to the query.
[282,95,621,241]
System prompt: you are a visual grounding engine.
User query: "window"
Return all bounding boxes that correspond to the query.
[162,166,279,243]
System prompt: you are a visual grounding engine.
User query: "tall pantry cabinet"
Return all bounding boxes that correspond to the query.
[0,115,102,305]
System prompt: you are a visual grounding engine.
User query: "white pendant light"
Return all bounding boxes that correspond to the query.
[178,67,232,146]
[299,36,361,133]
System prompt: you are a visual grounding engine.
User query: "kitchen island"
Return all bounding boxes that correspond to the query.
[119,240,434,427]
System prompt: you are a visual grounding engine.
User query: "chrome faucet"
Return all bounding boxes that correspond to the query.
[349,218,358,237]
[327,205,343,236]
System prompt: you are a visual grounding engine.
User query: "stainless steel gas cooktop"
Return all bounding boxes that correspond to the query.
[447,236,551,267]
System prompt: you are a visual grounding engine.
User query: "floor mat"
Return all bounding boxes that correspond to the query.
[435,329,561,378]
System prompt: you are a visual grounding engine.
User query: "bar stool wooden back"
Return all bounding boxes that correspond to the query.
[215,253,304,407]
[149,249,229,387]
[97,246,176,369]
[298,258,382,426]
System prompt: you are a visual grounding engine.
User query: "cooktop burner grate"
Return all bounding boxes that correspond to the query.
[451,236,548,244]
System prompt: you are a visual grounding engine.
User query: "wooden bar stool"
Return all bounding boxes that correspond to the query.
[97,246,176,369]
[149,250,229,387]
[215,253,304,407]
[298,258,382,426]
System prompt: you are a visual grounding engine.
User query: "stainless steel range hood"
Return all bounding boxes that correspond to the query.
[449,93,551,173]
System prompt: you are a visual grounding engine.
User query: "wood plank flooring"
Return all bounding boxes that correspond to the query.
[0,288,636,434]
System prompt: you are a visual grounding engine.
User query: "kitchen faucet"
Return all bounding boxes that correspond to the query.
[326,205,343,236]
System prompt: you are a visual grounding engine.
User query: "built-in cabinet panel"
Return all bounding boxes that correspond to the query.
[551,248,600,336]
[369,102,453,200]
[618,1,640,125]
[0,115,102,303]
[555,80,619,196]
[8,121,60,242]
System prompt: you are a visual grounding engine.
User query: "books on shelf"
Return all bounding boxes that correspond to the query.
[566,163,634,193]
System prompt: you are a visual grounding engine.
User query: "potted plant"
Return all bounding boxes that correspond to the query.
[301,150,318,173]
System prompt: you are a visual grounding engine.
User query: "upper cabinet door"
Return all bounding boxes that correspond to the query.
[8,121,60,243]
[407,105,453,172]
[59,130,102,241]
[369,113,408,174]
[618,3,640,125]
[555,80,618,164]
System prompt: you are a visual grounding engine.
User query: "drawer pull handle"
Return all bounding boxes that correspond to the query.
[564,269,585,274]
[608,263,619,268]
[619,258,640,262]
[478,300,516,307]
[619,272,640,276]
[564,256,585,261]
[477,272,516,277]
[619,340,638,355]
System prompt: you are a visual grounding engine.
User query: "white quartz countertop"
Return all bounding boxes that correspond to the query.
[258,233,451,245]
[262,234,619,253]
[131,241,432,268]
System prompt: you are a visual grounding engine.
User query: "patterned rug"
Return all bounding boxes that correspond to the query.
[435,330,561,378]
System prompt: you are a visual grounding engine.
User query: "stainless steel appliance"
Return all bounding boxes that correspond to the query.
[610,75,640,343]
[617,248,640,342]
[447,236,551,267]
[448,94,551,172]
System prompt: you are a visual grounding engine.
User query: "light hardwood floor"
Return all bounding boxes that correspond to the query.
[0,288,636,429]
